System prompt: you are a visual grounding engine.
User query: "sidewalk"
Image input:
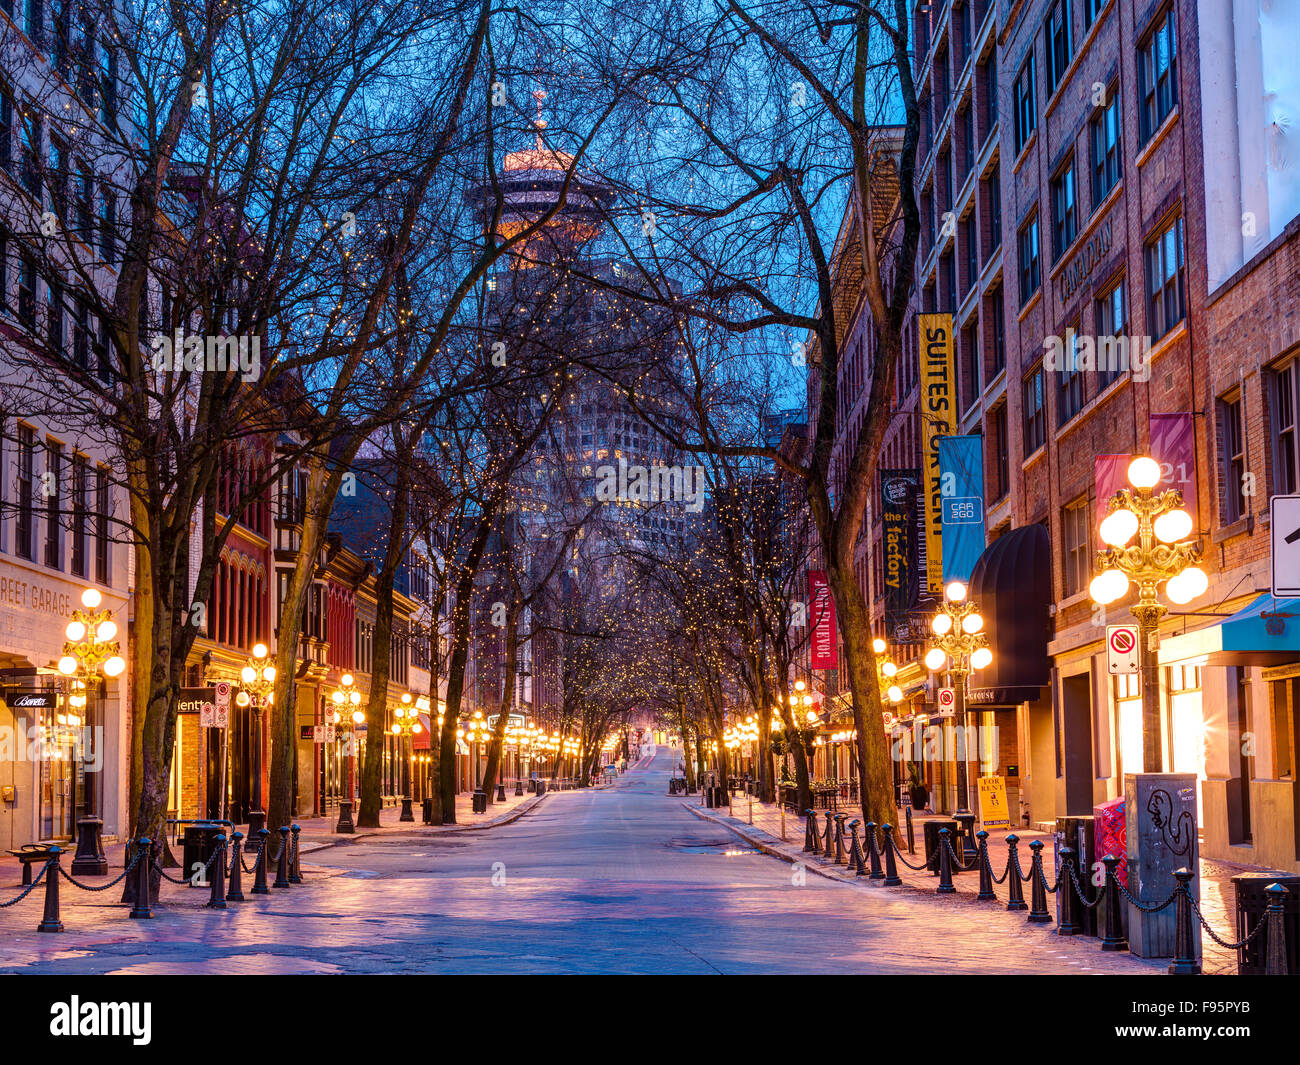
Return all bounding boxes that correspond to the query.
[0,787,544,892]
[688,792,1252,975]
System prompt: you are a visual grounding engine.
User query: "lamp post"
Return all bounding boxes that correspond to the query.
[329,673,364,832]
[57,587,126,875]
[1089,456,1206,772]
[390,693,422,821]
[236,642,276,838]
[872,638,905,802]
[923,581,992,827]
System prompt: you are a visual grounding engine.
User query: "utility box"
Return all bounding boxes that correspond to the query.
[1125,773,1199,959]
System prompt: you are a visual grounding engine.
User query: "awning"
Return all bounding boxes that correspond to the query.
[1160,594,1300,666]
[966,523,1051,707]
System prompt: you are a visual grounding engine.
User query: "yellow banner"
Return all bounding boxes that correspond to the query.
[919,314,955,595]
[977,775,1010,828]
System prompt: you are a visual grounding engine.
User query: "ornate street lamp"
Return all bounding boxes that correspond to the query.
[329,673,364,832]
[923,581,993,828]
[57,587,126,875]
[1089,456,1206,771]
[872,637,906,707]
[389,693,422,821]
[236,642,276,838]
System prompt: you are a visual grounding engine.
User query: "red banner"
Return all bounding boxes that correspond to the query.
[1094,455,1131,546]
[808,570,838,670]
[413,712,432,750]
[1149,413,1198,529]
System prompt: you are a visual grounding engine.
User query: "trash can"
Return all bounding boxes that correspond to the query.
[535,780,545,795]
[922,819,960,874]
[1232,872,1300,975]
[181,822,224,886]
[421,798,433,825]
[472,789,487,814]
[1056,815,1099,936]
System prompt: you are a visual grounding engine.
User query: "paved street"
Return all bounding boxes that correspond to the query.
[0,747,1160,974]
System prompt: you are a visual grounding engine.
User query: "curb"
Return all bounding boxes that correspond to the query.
[682,802,852,885]
[301,792,548,852]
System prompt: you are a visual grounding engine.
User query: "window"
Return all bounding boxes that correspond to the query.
[961,105,974,178]
[962,215,977,292]
[44,440,60,568]
[74,158,92,236]
[99,37,117,125]
[1050,159,1078,259]
[989,288,1005,374]
[24,0,43,46]
[21,113,42,199]
[1018,212,1040,305]
[51,0,69,71]
[99,182,115,260]
[1045,0,1072,93]
[981,54,998,129]
[17,426,35,559]
[47,276,63,355]
[94,466,109,583]
[1063,495,1091,596]
[991,405,1010,499]
[1059,322,1084,424]
[941,251,955,313]
[1095,276,1127,390]
[985,166,1001,260]
[963,320,980,411]
[1013,53,1037,154]
[1091,89,1122,205]
[1219,392,1247,523]
[1084,0,1105,28]
[0,82,11,174]
[76,7,96,104]
[18,252,37,329]
[956,3,971,64]
[71,456,87,577]
[1139,8,1178,141]
[1272,361,1298,496]
[72,297,89,368]
[1145,214,1185,340]
[1023,364,1046,454]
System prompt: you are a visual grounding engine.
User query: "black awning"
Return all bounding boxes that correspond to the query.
[966,523,1051,707]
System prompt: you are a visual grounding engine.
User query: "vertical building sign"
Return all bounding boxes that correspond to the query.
[938,435,986,583]
[808,569,838,669]
[881,469,922,643]
[920,314,956,595]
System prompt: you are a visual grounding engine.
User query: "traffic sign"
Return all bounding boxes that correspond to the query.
[214,681,231,706]
[936,687,956,714]
[1106,624,1139,675]
[1271,495,1300,597]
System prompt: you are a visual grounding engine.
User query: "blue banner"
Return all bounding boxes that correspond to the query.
[938,435,986,584]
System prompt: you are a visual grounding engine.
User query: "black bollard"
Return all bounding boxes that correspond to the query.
[822,811,835,859]
[881,824,902,886]
[833,813,847,864]
[273,827,291,888]
[207,834,227,910]
[1056,845,1079,935]
[1005,835,1027,911]
[803,810,817,853]
[251,829,271,894]
[1264,883,1289,975]
[399,797,415,823]
[129,837,154,919]
[936,829,956,894]
[975,831,995,901]
[847,820,864,875]
[1168,868,1201,975]
[1100,854,1127,951]
[289,824,303,884]
[1027,840,1051,923]
[496,782,506,802]
[227,832,246,902]
[866,822,884,880]
[905,803,915,854]
[515,776,524,797]
[37,846,63,933]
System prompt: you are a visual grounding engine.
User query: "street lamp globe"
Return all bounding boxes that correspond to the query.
[961,612,984,634]
[65,620,86,641]
[887,685,904,704]
[253,642,269,659]
[1180,566,1209,599]
[96,620,117,642]
[1089,568,1129,605]
[350,691,361,706]
[945,581,967,603]
[970,647,993,670]
[332,690,345,705]
[351,709,365,725]
[931,613,953,635]
[924,648,947,671]
[80,588,102,609]
[882,660,898,677]
[236,690,251,707]
[242,665,257,684]
[872,638,887,654]
[1100,508,1139,547]
[262,665,276,683]
[58,656,78,676]
[1127,456,1162,489]
[1153,508,1193,544]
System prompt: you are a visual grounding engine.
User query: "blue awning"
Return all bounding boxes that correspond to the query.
[1160,594,1300,666]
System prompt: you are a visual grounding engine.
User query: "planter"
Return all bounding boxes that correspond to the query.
[909,785,929,810]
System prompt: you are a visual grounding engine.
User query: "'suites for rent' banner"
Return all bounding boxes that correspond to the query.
[808,569,837,669]
[919,314,956,595]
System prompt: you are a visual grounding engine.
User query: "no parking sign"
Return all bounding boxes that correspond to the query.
[1106,625,1138,675]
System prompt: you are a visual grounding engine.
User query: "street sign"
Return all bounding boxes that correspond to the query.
[1106,624,1139,675]
[936,687,955,713]
[1271,494,1300,597]
[200,700,228,728]
[214,681,231,706]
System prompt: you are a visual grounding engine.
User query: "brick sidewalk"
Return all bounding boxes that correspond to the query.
[691,792,1257,975]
